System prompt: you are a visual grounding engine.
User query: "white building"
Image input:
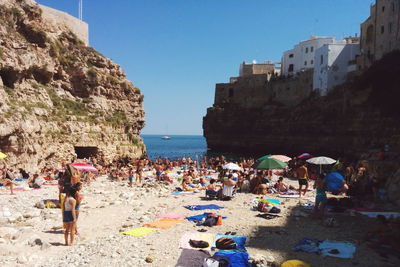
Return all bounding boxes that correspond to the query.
[313,42,360,96]
[281,36,347,77]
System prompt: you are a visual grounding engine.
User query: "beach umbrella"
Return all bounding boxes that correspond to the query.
[270,155,291,162]
[306,156,336,173]
[253,158,287,170]
[306,156,336,165]
[223,162,242,171]
[0,152,7,159]
[325,172,344,193]
[256,154,272,161]
[70,163,98,172]
[298,153,312,159]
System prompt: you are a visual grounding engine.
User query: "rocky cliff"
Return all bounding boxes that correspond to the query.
[204,50,400,205]
[0,0,145,171]
[204,50,400,158]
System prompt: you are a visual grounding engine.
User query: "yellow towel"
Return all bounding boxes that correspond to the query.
[121,227,156,237]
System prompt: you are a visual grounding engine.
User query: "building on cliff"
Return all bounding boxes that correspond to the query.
[358,0,400,71]
[36,1,89,45]
[281,36,349,77]
[313,39,360,96]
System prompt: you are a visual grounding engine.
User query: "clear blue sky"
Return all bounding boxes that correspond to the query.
[37,0,373,135]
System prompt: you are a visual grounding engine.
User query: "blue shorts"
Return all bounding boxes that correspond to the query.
[128,176,134,182]
[63,211,74,223]
[156,171,161,175]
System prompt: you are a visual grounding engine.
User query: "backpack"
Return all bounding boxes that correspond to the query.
[269,206,281,214]
[203,215,218,227]
[216,237,237,250]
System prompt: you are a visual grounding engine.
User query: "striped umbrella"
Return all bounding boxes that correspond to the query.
[270,155,292,162]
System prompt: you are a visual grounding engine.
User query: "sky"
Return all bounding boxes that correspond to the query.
[36,0,373,135]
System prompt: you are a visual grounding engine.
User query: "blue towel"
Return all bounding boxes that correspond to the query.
[184,204,224,211]
[214,234,247,251]
[293,238,322,253]
[319,240,356,258]
[186,213,227,221]
[214,250,250,267]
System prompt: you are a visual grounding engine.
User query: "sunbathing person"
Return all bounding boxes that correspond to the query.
[28,174,41,189]
[206,179,220,197]
[0,177,15,195]
[274,177,295,192]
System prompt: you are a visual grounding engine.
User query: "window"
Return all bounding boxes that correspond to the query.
[382,6,385,12]
[320,55,323,65]
[392,2,395,12]
[310,46,314,52]
[305,47,309,53]
[311,60,314,65]
[366,25,374,43]
[229,88,234,97]
[288,64,294,72]
[289,54,294,58]
[381,25,385,34]
[389,22,393,33]
[304,61,307,66]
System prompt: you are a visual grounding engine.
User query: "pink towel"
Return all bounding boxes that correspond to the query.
[156,213,186,220]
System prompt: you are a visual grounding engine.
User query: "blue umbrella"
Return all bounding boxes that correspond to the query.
[325,172,344,192]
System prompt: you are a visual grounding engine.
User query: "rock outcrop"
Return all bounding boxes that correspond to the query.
[0,0,145,171]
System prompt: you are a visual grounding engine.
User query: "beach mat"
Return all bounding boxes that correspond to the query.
[175,248,211,267]
[121,227,156,237]
[171,191,195,195]
[358,211,400,218]
[214,250,250,267]
[213,234,247,251]
[179,232,215,250]
[319,240,356,259]
[1,187,34,193]
[157,213,186,220]
[258,198,281,205]
[184,204,224,211]
[278,194,300,198]
[144,218,183,229]
[186,213,227,222]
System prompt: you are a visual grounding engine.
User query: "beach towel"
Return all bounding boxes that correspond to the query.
[293,238,321,253]
[319,240,356,259]
[184,204,224,211]
[279,194,300,198]
[144,218,183,229]
[358,211,400,218]
[179,232,215,250]
[121,227,156,237]
[156,213,186,220]
[171,191,195,195]
[213,250,250,267]
[1,187,34,192]
[213,234,247,251]
[258,198,281,205]
[175,249,211,267]
[186,213,227,222]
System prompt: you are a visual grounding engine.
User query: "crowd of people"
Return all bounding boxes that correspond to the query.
[0,153,394,246]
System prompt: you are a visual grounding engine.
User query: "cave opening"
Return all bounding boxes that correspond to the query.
[74,146,98,159]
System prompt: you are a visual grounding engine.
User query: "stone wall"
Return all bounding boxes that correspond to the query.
[38,3,89,45]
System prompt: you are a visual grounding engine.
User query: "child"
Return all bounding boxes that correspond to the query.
[314,175,327,214]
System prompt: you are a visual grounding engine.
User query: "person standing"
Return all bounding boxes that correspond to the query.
[73,182,83,235]
[296,162,309,197]
[63,187,77,246]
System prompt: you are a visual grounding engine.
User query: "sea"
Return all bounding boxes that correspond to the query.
[141,135,207,161]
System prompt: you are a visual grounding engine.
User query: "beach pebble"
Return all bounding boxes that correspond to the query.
[145,256,153,263]
[41,241,52,250]
[35,201,45,209]
[17,256,28,264]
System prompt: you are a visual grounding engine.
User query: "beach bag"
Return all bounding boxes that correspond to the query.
[189,239,209,248]
[269,206,281,214]
[216,237,237,250]
[203,215,218,227]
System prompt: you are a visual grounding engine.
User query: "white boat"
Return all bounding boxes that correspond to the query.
[161,136,171,140]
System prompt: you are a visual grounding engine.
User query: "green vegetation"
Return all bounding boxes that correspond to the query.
[3,85,13,95]
[107,74,120,85]
[105,110,128,126]
[87,67,97,79]
[0,47,3,58]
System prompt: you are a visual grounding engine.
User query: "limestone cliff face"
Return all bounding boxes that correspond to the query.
[204,51,400,157]
[0,0,145,171]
